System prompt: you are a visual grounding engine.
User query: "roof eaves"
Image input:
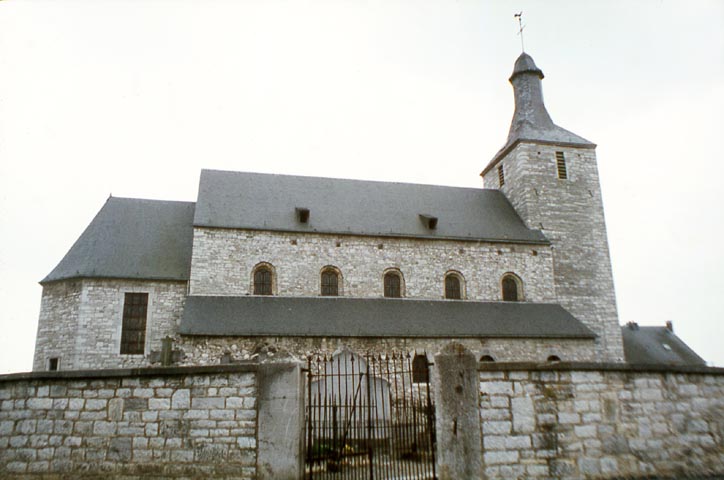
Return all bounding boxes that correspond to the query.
[191,224,551,246]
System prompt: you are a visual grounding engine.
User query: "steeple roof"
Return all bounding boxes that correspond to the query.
[483,53,595,175]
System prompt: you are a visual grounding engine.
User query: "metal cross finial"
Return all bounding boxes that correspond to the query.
[514,11,525,53]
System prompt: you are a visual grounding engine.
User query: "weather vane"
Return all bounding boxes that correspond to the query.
[514,11,525,53]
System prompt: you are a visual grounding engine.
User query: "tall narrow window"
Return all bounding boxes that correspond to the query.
[497,164,505,186]
[412,354,429,383]
[556,151,568,179]
[253,266,273,295]
[501,274,522,302]
[384,271,402,298]
[120,292,148,354]
[321,268,339,296]
[445,274,461,300]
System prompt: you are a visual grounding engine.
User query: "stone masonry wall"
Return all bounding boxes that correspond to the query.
[189,228,556,303]
[175,336,597,365]
[0,367,258,478]
[34,279,187,372]
[478,365,724,479]
[484,143,625,363]
[33,281,82,373]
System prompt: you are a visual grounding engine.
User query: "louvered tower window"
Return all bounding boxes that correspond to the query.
[497,164,505,186]
[120,292,148,354]
[556,151,568,179]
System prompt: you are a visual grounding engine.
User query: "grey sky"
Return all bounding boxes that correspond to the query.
[1,0,723,373]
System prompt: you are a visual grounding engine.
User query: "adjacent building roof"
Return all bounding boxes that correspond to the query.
[194,169,548,244]
[179,296,596,338]
[42,197,195,284]
[621,323,706,366]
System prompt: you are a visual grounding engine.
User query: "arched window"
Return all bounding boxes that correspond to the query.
[501,273,523,302]
[480,355,496,363]
[384,270,403,298]
[321,267,340,296]
[412,354,429,383]
[444,272,463,300]
[547,355,561,363]
[253,265,273,295]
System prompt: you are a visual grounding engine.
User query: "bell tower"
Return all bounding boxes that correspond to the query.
[482,53,624,362]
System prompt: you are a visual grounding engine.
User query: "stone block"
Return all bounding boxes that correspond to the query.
[483,420,512,435]
[511,396,535,433]
[505,435,531,449]
[482,381,513,395]
[108,437,132,462]
[483,435,506,450]
[0,420,15,435]
[93,421,117,436]
[484,450,519,465]
[172,389,191,409]
[557,412,580,424]
[578,457,600,475]
[27,398,53,410]
[574,425,596,438]
[149,398,171,410]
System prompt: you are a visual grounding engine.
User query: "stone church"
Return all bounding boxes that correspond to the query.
[32,52,703,373]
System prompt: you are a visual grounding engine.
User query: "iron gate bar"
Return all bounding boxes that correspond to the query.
[305,351,437,479]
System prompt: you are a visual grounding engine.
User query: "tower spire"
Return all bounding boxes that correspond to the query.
[483,52,595,173]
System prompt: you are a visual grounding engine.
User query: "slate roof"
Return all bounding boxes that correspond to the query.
[179,296,596,338]
[622,324,706,366]
[483,53,595,175]
[194,169,548,244]
[42,197,195,284]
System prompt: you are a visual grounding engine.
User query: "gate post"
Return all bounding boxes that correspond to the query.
[257,360,305,480]
[433,343,483,479]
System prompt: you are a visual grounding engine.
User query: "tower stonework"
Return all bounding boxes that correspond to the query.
[483,53,625,362]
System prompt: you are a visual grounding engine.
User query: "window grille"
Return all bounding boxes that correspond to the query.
[120,292,148,355]
[556,151,568,179]
[321,269,339,296]
[384,272,401,298]
[254,267,273,295]
[445,274,461,299]
[497,164,505,186]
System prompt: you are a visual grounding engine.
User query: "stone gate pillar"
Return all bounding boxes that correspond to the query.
[433,342,483,479]
[256,361,304,480]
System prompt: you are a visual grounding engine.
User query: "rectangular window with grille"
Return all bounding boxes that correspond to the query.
[556,151,568,179]
[120,292,148,355]
[497,164,505,186]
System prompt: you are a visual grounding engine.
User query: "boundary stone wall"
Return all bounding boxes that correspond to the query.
[0,363,304,479]
[478,363,724,479]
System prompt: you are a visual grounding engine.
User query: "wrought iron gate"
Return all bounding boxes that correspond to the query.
[304,350,437,479]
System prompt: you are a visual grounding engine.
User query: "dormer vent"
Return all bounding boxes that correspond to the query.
[296,207,310,223]
[419,214,438,230]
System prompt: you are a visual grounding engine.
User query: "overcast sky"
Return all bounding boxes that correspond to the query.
[1,1,723,374]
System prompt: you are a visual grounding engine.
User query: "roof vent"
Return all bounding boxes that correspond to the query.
[627,321,639,331]
[419,214,438,230]
[296,207,310,223]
